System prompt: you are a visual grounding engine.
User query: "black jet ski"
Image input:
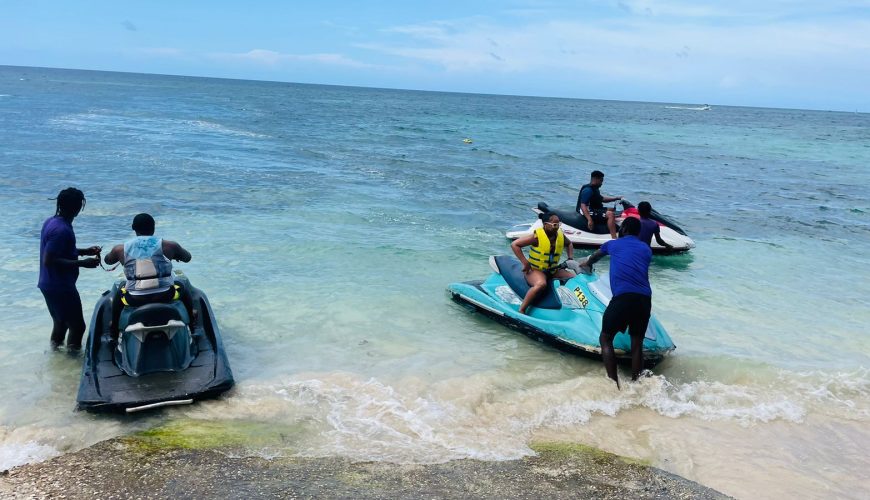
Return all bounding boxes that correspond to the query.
[506,200,694,253]
[76,273,234,413]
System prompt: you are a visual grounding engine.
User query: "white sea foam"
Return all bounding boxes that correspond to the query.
[0,441,58,471]
[48,112,268,139]
[173,366,869,464]
[635,376,806,424]
[184,119,268,138]
[789,367,870,419]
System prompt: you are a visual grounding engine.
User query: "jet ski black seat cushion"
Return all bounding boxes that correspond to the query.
[494,255,562,309]
[127,303,183,328]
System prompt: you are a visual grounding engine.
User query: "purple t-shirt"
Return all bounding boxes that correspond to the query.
[637,217,661,247]
[38,216,79,291]
[600,235,652,297]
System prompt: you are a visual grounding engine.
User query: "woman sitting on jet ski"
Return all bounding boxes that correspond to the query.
[510,212,576,314]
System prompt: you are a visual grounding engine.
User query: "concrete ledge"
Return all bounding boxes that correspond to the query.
[0,435,728,499]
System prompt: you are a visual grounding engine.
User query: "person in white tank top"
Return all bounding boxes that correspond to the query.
[104,213,193,335]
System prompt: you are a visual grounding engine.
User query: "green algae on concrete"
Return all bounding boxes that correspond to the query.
[531,441,652,467]
[126,418,306,452]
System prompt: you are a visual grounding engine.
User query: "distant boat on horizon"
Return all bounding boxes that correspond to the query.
[664,104,712,111]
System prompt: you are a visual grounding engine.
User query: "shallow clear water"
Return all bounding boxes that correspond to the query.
[1,66,868,498]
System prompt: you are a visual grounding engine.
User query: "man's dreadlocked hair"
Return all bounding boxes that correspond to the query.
[55,187,86,217]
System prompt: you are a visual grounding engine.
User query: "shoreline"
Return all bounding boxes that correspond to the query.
[0,435,727,499]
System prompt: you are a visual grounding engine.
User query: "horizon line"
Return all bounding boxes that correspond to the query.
[2,63,864,115]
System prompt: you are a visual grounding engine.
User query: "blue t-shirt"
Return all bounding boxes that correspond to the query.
[600,235,652,297]
[38,216,79,291]
[637,217,660,247]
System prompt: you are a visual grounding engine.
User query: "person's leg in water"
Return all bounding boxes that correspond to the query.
[64,290,86,350]
[41,289,70,349]
[519,268,547,315]
[599,328,620,389]
[627,296,652,381]
[629,332,644,381]
[49,317,66,349]
[600,295,631,389]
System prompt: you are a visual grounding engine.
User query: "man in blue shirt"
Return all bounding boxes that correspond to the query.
[636,201,673,250]
[580,217,652,388]
[576,170,622,239]
[38,188,101,351]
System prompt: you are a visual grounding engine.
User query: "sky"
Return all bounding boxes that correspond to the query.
[2,0,869,111]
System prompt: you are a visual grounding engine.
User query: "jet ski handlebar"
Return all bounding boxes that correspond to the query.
[558,257,593,275]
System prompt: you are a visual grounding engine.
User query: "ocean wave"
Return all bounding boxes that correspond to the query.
[636,377,805,424]
[476,149,521,159]
[48,112,268,139]
[789,367,870,420]
[0,440,58,471]
[171,366,868,463]
[181,373,534,463]
[543,153,580,161]
[0,367,864,469]
[184,119,268,138]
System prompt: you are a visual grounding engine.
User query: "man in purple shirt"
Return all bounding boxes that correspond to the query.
[636,201,673,251]
[38,188,101,351]
[580,217,652,388]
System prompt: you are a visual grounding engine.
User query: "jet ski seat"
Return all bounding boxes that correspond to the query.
[116,302,196,377]
[127,302,184,327]
[492,255,562,309]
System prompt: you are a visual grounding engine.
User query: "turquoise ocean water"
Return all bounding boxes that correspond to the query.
[1,66,868,498]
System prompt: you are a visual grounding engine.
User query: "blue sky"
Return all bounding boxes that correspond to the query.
[2,0,869,111]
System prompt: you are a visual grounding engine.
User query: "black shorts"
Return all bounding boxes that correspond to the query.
[589,208,609,224]
[602,293,651,338]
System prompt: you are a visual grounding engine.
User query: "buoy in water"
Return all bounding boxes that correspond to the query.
[463,138,473,144]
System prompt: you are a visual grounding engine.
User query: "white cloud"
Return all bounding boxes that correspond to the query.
[210,49,374,69]
[617,0,870,19]
[617,0,727,18]
[360,15,870,90]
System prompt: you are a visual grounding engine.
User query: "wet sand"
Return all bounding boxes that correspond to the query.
[0,437,726,499]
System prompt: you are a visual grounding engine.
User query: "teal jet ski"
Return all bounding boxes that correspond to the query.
[448,256,675,366]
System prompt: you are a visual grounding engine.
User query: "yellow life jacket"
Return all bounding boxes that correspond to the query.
[528,228,565,271]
